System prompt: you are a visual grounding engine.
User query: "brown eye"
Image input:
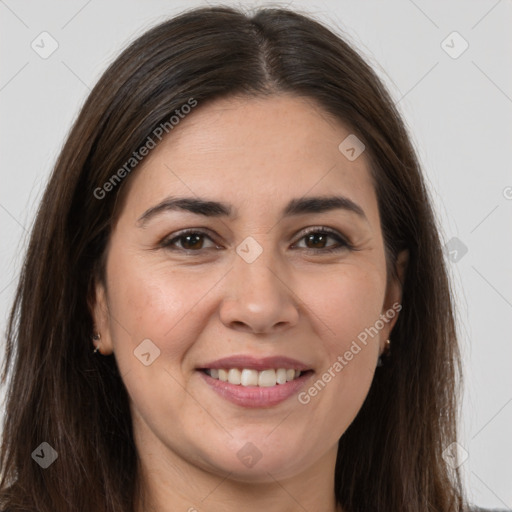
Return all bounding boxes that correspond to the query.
[293,228,352,253]
[161,230,218,252]
[160,227,352,255]
[304,232,331,249]
[177,233,205,250]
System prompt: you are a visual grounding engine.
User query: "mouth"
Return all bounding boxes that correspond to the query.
[196,354,314,407]
[197,365,314,408]
[199,367,312,387]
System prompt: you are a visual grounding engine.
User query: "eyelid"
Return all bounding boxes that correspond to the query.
[160,227,220,250]
[160,225,354,253]
[292,226,354,250]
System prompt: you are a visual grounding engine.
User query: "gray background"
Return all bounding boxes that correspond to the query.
[1,0,511,508]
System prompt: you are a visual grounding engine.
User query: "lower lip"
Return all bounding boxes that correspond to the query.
[198,370,313,408]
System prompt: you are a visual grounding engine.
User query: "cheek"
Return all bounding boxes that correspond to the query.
[102,257,217,422]
[105,251,221,360]
[301,263,386,347]
[295,265,385,408]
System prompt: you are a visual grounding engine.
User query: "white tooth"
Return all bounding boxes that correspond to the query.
[258,369,277,387]
[276,368,288,385]
[227,368,241,385]
[209,368,303,386]
[241,369,259,386]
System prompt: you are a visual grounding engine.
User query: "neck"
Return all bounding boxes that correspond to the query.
[133,437,342,512]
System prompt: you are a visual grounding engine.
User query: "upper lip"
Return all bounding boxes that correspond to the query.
[198,355,312,372]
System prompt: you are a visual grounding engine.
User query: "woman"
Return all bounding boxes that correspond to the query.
[0,5,507,512]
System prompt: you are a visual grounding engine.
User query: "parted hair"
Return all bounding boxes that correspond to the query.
[0,5,466,511]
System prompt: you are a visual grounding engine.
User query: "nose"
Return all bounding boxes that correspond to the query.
[219,246,300,335]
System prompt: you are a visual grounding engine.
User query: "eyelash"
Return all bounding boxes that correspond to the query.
[159,226,354,255]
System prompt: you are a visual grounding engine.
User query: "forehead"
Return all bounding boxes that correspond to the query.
[116,94,378,227]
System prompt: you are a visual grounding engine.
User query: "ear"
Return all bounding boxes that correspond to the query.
[89,279,114,355]
[379,249,409,348]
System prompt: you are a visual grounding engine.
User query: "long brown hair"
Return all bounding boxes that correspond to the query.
[0,6,467,511]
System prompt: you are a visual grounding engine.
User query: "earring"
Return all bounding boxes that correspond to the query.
[92,332,101,354]
[377,339,391,367]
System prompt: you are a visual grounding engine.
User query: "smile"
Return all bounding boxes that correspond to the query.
[198,369,314,408]
[203,368,303,387]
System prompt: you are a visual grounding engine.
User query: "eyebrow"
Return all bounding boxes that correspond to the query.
[136,194,367,226]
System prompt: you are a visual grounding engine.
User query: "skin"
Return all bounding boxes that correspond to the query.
[92,94,408,512]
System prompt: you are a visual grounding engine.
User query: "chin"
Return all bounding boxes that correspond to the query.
[196,438,310,483]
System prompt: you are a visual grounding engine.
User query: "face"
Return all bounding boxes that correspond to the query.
[92,94,405,483]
